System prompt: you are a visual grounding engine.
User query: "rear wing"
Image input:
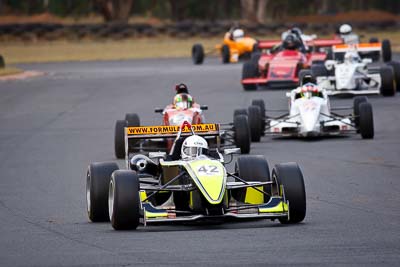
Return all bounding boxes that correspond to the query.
[332,43,381,53]
[125,123,220,140]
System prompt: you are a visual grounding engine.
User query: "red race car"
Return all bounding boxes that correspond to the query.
[241,30,342,91]
[114,84,251,158]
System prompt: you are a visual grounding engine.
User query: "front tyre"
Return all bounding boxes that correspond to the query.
[272,163,306,224]
[242,61,258,91]
[86,162,119,222]
[192,43,204,64]
[109,170,140,230]
[251,99,266,136]
[248,105,262,142]
[221,44,230,64]
[359,102,374,139]
[233,114,251,154]
[353,96,368,128]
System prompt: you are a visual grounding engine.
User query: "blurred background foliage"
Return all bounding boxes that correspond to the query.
[0,0,399,23]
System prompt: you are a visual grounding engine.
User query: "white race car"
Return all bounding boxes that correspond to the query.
[308,43,399,96]
[246,82,374,140]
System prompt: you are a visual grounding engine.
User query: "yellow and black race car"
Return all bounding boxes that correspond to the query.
[86,121,306,230]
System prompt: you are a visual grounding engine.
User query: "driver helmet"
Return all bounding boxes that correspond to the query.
[300,82,320,99]
[282,33,301,50]
[174,93,193,109]
[232,29,244,40]
[291,27,303,38]
[181,135,208,160]
[175,83,189,94]
[344,51,360,63]
[339,24,352,35]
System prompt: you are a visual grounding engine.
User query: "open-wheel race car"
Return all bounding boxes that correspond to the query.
[115,89,251,158]
[308,43,399,96]
[87,121,306,230]
[114,110,251,159]
[192,27,257,64]
[245,81,374,140]
[241,31,343,90]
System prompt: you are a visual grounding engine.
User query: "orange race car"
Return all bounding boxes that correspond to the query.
[191,28,257,64]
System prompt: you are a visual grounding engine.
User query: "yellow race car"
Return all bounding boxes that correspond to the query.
[192,28,257,64]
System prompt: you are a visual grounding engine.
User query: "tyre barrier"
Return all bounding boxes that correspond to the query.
[0,21,398,41]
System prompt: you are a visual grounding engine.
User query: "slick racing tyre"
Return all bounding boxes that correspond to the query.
[233,155,271,203]
[125,113,141,153]
[86,162,119,222]
[221,44,230,64]
[233,114,251,154]
[247,105,262,142]
[114,120,127,159]
[233,108,247,120]
[192,43,204,65]
[109,170,140,230]
[359,102,374,139]
[368,37,380,61]
[251,99,266,136]
[353,96,368,128]
[379,66,396,96]
[386,61,400,92]
[242,61,258,91]
[381,39,392,62]
[272,163,306,224]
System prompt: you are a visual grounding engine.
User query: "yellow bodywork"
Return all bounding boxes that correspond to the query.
[215,32,257,63]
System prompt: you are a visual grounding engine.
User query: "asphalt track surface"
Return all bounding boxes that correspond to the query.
[1,55,400,266]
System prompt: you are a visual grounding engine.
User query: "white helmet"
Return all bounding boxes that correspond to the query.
[232,29,244,40]
[181,135,208,160]
[339,24,352,35]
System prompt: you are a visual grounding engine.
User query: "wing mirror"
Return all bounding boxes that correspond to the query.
[200,105,208,110]
[224,148,241,155]
[148,152,166,159]
[154,108,163,113]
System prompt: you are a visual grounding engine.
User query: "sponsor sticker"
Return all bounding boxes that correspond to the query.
[127,123,219,135]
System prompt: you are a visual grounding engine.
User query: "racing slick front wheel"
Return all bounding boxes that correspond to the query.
[86,162,119,222]
[359,102,374,139]
[233,114,251,154]
[221,44,230,64]
[248,105,262,142]
[353,96,368,128]
[382,39,392,63]
[242,61,258,91]
[109,170,140,230]
[114,120,126,159]
[272,163,306,224]
[192,43,204,65]
[252,99,266,136]
[233,155,271,204]
[386,61,400,92]
[379,66,396,96]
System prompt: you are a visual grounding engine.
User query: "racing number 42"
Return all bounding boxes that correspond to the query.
[197,165,219,175]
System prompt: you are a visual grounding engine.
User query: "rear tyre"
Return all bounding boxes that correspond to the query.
[192,43,204,65]
[114,120,126,159]
[386,61,400,92]
[247,105,262,142]
[221,44,230,64]
[251,99,266,136]
[233,115,251,154]
[234,155,271,203]
[125,113,140,153]
[86,162,119,222]
[272,163,306,224]
[109,170,140,230]
[368,37,380,61]
[242,61,258,91]
[353,96,368,128]
[379,66,396,96]
[381,39,392,62]
[359,102,374,139]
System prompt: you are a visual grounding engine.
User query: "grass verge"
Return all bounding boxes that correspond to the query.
[0,31,399,64]
[0,67,23,76]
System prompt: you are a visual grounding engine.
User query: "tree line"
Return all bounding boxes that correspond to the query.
[0,0,399,23]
